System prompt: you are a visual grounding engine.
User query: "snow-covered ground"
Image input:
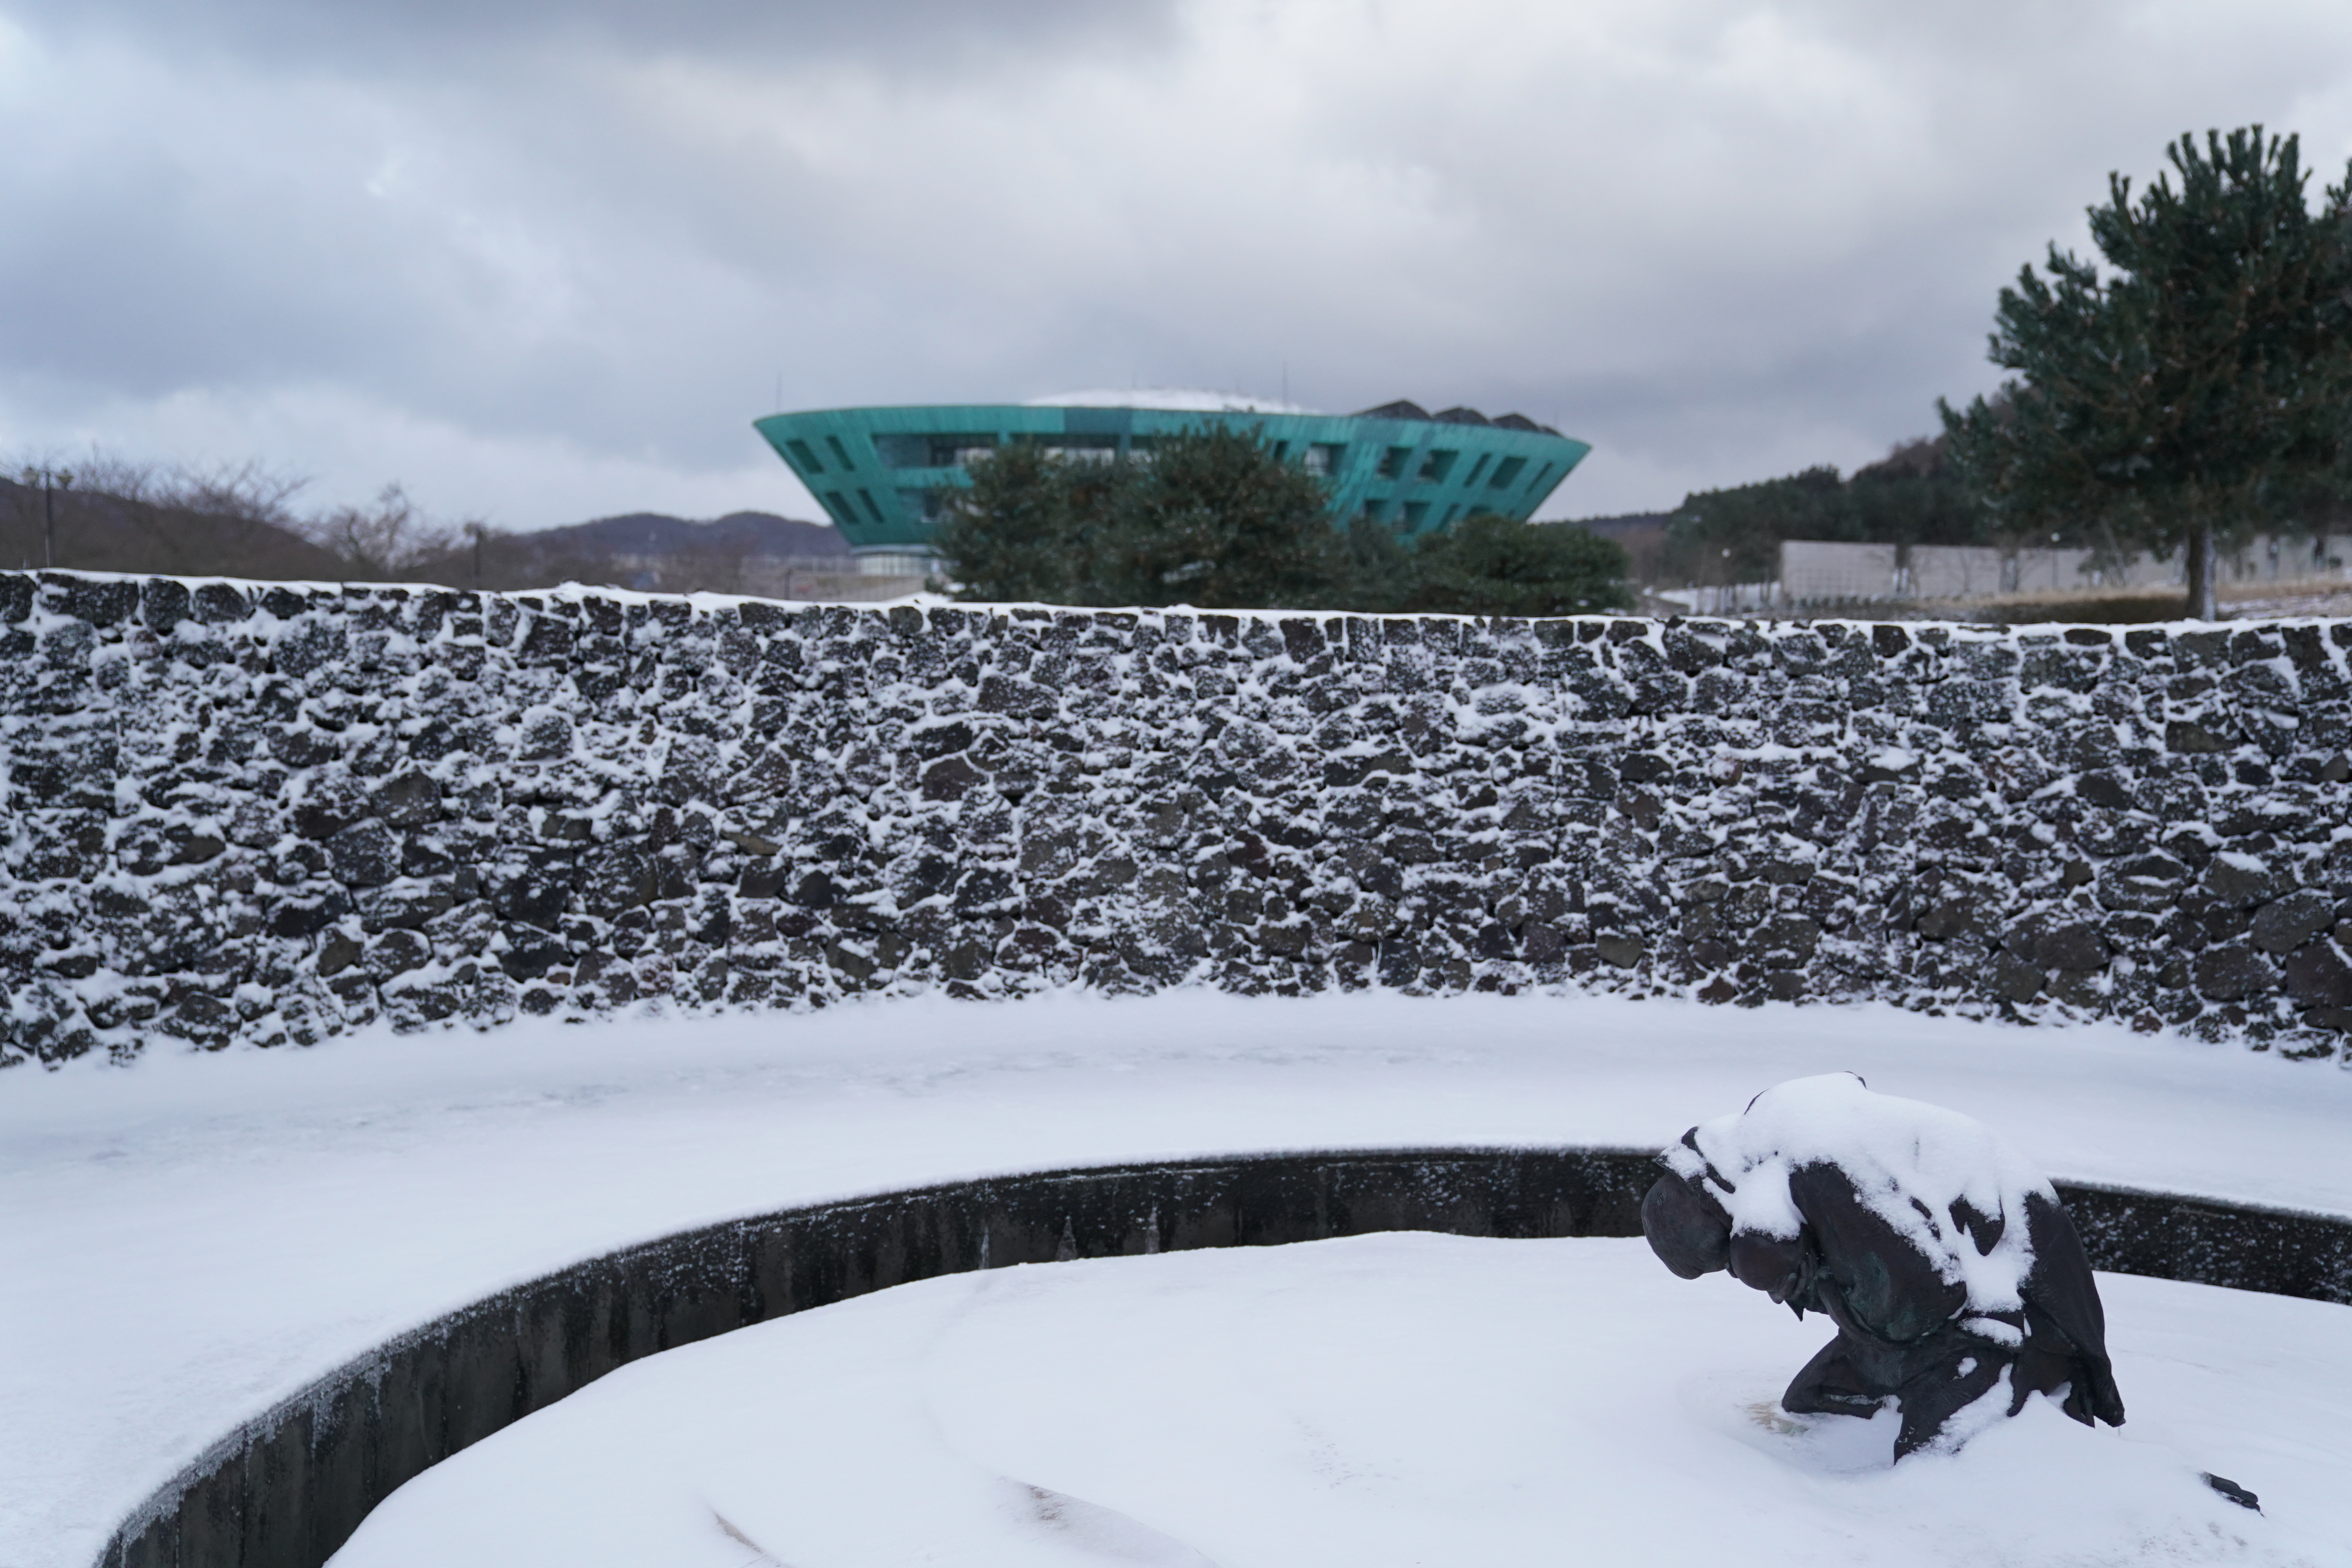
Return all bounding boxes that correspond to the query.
[332,1234,2349,1568]
[5,992,2351,1567]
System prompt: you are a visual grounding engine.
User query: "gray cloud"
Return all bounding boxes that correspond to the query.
[5,0,2352,529]
[17,1,1175,74]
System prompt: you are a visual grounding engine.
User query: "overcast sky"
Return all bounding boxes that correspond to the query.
[6,0,2352,531]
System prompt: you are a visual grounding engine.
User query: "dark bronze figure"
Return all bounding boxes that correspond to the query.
[1642,1074,2126,1459]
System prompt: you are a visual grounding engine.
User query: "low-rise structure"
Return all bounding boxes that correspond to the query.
[754,391,1591,574]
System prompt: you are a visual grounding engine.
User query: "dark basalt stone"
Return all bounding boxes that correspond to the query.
[327,820,400,890]
[2207,855,2281,910]
[2283,939,2352,1014]
[361,928,431,983]
[268,890,352,941]
[44,573,138,627]
[139,578,191,630]
[2251,889,2335,955]
[2193,943,2278,1002]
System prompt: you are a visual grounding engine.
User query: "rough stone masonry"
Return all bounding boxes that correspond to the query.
[6,569,2352,1067]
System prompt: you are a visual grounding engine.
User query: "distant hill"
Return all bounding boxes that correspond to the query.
[0,479,854,594]
[0,474,348,580]
[523,511,849,560]
[420,509,856,595]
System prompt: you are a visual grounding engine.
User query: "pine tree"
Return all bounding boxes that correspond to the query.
[934,425,1344,609]
[933,426,1630,614]
[929,440,1127,603]
[1940,128,2352,619]
[1406,513,1632,616]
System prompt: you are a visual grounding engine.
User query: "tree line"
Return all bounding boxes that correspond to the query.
[1656,437,1983,589]
[1641,126,2352,620]
[0,460,840,595]
[2,458,489,582]
[929,424,1632,615]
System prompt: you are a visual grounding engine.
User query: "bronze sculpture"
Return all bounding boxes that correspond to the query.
[1641,1073,2126,1459]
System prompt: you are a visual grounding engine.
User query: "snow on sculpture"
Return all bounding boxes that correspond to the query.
[1641,1073,2126,1458]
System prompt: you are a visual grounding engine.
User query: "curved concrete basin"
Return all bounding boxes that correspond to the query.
[96,1147,2352,1568]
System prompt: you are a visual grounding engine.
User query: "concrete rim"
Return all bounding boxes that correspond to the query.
[95,1146,2352,1568]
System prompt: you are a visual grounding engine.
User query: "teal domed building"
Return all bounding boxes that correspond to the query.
[753,391,1590,574]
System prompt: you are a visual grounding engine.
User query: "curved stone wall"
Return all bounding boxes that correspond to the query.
[9,570,2352,1064]
[93,1146,2352,1568]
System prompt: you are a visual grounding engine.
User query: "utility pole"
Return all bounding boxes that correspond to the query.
[21,466,74,569]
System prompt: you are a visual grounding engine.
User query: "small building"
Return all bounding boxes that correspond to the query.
[753,390,1591,575]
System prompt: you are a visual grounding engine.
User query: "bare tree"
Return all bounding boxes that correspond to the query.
[138,459,314,574]
[305,483,458,579]
[1,448,354,578]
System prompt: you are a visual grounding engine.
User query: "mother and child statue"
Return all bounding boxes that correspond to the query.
[1641,1073,2128,1460]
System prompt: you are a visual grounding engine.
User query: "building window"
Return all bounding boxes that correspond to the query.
[1488,456,1526,489]
[1305,443,1347,476]
[1402,502,1429,529]
[822,491,852,524]
[1525,462,1553,492]
[1271,440,1290,463]
[1361,498,1387,523]
[827,435,854,470]
[786,439,824,474]
[1441,504,1461,526]
[1462,453,1490,487]
[870,432,999,469]
[1377,446,1414,480]
[1418,449,1457,482]
[858,489,886,524]
[898,487,951,521]
[857,551,941,578]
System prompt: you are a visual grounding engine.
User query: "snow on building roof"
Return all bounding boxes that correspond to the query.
[1024,389,1317,414]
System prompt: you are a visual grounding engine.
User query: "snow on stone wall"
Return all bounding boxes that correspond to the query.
[6,569,2352,1066]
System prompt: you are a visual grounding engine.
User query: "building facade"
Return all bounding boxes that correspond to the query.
[753,393,1591,573]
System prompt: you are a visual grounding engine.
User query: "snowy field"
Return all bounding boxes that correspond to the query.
[6,992,2352,1566]
[333,1234,2350,1568]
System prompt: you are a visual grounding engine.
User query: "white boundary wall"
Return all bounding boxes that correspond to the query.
[1658,536,2349,613]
